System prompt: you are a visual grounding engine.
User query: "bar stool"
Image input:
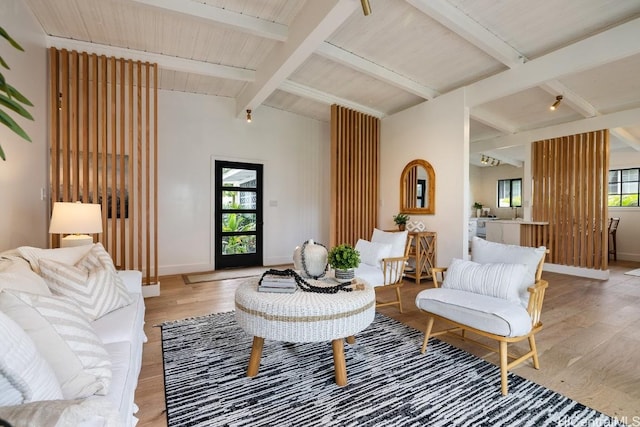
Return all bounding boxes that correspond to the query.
[608,217,620,261]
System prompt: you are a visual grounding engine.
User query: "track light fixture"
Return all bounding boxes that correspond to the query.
[550,95,563,111]
[480,154,500,167]
[246,109,252,123]
[361,0,372,16]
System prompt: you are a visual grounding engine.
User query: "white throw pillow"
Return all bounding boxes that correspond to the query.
[471,237,546,306]
[0,290,112,399]
[17,245,94,274]
[371,228,408,258]
[355,239,392,268]
[0,311,63,405]
[442,258,528,304]
[0,257,51,296]
[40,258,133,321]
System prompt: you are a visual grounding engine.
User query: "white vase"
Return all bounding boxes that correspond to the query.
[293,239,328,279]
[476,209,482,218]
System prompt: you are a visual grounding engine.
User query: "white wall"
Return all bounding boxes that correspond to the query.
[0,0,48,251]
[609,150,640,261]
[380,89,469,267]
[158,91,331,274]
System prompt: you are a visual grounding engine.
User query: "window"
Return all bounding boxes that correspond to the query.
[497,178,522,208]
[608,168,639,207]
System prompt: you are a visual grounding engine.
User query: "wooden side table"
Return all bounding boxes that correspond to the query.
[404,231,437,285]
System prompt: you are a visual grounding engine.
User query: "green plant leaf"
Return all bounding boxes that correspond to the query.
[0,93,33,120]
[0,109,32,142]
[0,26,24,52]
[0,143,5,161]
[0,56,8,70]
[5,84,33,106]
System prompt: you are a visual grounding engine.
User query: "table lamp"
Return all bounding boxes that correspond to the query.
[49,201,103,247]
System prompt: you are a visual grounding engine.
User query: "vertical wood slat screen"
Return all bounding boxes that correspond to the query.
[532,130,609,270]
[330,105,380,247]
[48,47,158,286]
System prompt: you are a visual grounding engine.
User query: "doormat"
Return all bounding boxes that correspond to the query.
[183,264,293,284]
[624,268,640,277]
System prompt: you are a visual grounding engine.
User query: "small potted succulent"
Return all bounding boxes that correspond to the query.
[393,213,410,231]
[327,244,360,281]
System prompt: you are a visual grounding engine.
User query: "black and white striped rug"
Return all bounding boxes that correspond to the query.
[161,312,623,427]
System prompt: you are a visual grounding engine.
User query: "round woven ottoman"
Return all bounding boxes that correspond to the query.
[235,277,375,386]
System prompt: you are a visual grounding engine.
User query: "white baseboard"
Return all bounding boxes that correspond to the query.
[617,252,640,262]
[142,283,160,298]
[158,263,214,276]
[543,263,610,280]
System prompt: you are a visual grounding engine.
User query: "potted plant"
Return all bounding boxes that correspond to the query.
[393,213,409,231]
[327,243,360,281]
[0,26,34,161]
[473,202,483,218]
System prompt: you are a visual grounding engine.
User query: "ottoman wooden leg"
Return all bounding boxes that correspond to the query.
[247,336,264,377]
[346,336,356,344]
[332,339,347,386]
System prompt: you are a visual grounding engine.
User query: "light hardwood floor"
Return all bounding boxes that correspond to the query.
[135,261,640,426]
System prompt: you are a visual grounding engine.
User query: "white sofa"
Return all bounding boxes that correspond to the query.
[0,244,146,427]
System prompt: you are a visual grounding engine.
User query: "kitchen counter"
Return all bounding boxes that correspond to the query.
[489,219,549,225]
[486,220,549,246]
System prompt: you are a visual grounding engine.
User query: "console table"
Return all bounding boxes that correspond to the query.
[404,231,437,285]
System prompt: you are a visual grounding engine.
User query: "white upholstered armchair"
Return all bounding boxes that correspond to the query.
[354,229,413,312]
[415,237,548,395]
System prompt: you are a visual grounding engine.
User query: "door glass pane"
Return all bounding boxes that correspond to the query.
[222,168,257,188]
[222,213,256,232]
[222,235,256,255]
[608,183,620,194]
[222,191,256,209]
[622,169,639,182]
[608,170,620,183]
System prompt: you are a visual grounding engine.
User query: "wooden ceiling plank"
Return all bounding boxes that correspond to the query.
[130,0,288,41]
[407,0,525,68]
[235,0,358,118]
[46,36,255,82]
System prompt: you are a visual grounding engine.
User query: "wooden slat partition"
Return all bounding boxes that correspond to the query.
[330,105,380,247]
[531,130,609,270]
[49,47,159,286]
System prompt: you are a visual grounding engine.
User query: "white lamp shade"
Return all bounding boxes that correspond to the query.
[49,202,103,234]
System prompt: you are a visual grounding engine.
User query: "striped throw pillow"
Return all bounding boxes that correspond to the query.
[442,258,527,305]
[39,244,133,320]
[0,311,63,405]
[0,290,112,399]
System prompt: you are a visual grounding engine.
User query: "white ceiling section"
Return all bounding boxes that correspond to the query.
[25,0,640,165]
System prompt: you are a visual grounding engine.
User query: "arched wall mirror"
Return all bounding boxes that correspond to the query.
[400,159,435,214]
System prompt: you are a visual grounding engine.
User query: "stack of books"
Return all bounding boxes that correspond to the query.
[258,274,297,293]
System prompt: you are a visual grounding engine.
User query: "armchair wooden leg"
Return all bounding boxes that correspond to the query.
[499,341,508,395]
[396,288,403,313]
[421,317,435,353]
[528,335,540,369]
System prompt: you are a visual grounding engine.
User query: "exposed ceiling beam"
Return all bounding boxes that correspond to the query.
[315,42,440,100]
[46,36,255,81]
[470,109,518,134]
[539,81,597,118]
[471,107,640,153]
[408,0,612,138]
[235,0,358,118]
[407,0,525,68]
[279,80,384,118]
[610,128,640,151]
[130,0,288,41]
[467,17,640,107]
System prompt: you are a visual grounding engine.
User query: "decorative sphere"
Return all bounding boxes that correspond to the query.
[292,239,328,279]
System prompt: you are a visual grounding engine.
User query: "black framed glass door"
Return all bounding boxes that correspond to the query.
[214,160,263,269]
